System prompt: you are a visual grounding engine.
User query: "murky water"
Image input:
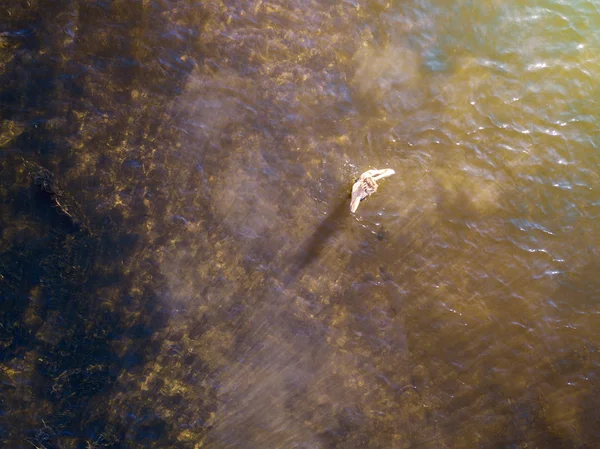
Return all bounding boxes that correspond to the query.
[1,0,599,447]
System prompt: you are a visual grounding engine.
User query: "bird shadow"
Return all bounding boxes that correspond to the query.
[282,194,351,288]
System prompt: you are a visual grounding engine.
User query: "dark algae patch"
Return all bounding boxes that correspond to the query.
[1,1,214,447]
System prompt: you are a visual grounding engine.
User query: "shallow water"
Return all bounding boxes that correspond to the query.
[1,0,599,447]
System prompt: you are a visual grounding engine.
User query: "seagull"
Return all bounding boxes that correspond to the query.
[350,168,395,213]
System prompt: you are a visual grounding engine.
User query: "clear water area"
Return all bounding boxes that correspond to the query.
[1,0,599,447]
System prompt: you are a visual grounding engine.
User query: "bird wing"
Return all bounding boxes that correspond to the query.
[370,168,396,181]
[350,180,364,213]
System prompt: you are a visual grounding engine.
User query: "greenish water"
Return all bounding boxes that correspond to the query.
[1,0,599,448]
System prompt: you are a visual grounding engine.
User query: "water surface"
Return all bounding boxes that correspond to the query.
[1,0,599,448]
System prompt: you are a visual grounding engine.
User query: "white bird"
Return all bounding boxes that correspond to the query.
[350,168,395,213]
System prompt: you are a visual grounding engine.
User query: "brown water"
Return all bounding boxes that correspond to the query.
[1,0,599,448]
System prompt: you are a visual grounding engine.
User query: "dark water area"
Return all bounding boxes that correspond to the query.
[1,0,600,448]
